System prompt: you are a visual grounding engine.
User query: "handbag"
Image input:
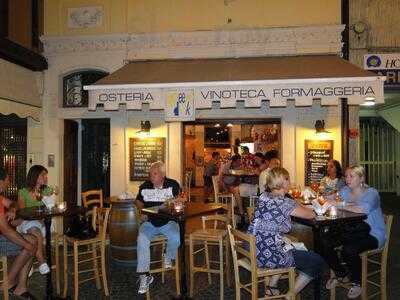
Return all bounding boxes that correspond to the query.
[65,214,97,239]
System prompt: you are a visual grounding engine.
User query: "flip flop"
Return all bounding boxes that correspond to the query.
[8,283,17,294]
[14,291,38,300]
[326,276,350,290]
[265,285,280,296]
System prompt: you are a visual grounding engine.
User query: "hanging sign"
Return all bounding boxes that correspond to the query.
[364,53,400,89]
[165,89,195,121]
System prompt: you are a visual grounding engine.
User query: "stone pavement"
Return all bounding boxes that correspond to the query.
[10,193,399,299]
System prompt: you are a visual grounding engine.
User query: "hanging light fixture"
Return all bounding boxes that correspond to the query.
[137,120,151,134]
[315,120,330,134]
[361,96,376,106]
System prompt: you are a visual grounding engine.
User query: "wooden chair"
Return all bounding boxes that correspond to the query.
[227,225,296,300]
[184,170,192,202]
[212,175,221,202]
[63,207,110,300]
[189,215,231,300]
[82,189,103,210]
[0,256,8,300]
[216,193,236,228]
[330,214,393,300]
[145,235,180,299]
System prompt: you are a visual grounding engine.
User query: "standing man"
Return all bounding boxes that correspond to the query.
[0,167,38,299]
[134,161,181,294]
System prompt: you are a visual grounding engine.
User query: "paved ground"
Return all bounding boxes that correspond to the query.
[10,193,399,299]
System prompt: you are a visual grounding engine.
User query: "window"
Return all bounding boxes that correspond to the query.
[63,70,108,108]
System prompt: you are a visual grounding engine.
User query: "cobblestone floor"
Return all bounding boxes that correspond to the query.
[8,193,399,299]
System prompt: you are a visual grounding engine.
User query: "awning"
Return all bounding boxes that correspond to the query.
[0,97,41,121]
[85,55,385,118]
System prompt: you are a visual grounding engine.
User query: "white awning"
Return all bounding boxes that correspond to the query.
[85,55,385,113]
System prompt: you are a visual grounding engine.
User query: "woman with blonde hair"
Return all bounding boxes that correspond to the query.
[247,167,326,297]
[323,165,386,299]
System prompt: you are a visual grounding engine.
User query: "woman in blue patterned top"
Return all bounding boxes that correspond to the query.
[247,167,326,297]
[324,165,386,299]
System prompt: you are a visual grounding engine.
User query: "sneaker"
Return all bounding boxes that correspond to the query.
[38,263,50,275]
[164,257,173,269]
[347,284,362,299]
[138,274,154,294]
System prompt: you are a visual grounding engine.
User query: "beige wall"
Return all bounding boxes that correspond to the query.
[44,0,341,36]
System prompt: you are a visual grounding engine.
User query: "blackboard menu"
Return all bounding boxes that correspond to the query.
[305,140,333,186]
[130,137,166,181]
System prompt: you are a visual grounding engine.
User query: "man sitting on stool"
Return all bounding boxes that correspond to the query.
[135,161,181,294]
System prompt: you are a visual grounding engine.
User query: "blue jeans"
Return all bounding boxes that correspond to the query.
[293,250,327,279]
[136,221,181,273]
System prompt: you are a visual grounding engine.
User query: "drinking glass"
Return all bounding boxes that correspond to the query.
[310,182,319,193]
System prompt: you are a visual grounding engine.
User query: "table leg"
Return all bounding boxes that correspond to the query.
[176,218,192,299]
[44,216,53,300]
[311,226,326,300]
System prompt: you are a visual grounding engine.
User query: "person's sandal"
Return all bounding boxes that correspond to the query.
[326,276,350,290]
[265,285,280,296]
[14,291,38,300]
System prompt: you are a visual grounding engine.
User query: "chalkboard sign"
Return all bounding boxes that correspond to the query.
[130,137,166,181]
[305,140,333,186]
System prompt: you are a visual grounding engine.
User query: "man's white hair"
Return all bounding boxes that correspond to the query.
[149,161,166,175]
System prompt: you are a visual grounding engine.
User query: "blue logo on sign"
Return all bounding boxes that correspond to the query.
[366,55,381,68]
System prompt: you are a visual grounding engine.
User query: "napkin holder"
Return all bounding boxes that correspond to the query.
[42,194,56,209]
[311,199,331,216]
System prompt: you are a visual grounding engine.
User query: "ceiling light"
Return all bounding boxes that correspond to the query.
[214,123,220,128]
[361,97,376,106]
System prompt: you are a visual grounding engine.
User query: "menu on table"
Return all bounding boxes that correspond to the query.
[304,140,333,186]
[129,137,166,181]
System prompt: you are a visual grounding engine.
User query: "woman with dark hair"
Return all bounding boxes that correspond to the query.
[319,159,345,199]
[15,165,52,275]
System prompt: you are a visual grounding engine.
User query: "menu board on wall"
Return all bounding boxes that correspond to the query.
[129,137,166,181]
[305,140,333,186]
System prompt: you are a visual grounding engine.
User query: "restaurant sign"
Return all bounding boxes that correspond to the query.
[364,53,400,89]
[87,80,383,112]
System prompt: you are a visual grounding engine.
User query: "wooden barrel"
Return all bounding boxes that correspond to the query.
[109,199,138,266]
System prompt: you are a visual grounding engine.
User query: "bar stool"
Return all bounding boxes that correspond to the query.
[0,256,8,300]
[189,215,231,300]
[146,235,180,299]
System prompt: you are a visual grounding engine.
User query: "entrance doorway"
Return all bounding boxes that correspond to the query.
[183,119,281,188]
[81,119,110,198]
[63,120,78,207]
[0,114,27,200]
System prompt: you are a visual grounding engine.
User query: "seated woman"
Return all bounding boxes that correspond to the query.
[15,165,53,275]
[319,159,346,199]
[247,167,326,297]
[323,165,386,299]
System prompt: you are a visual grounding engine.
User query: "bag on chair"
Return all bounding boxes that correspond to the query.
[65,214,97,239]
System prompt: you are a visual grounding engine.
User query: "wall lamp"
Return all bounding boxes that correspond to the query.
[361,96,376,107]
[315,120,330,134]
[137,120,151,134]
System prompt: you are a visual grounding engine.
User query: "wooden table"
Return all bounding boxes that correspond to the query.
[141,202,225,299]
[291,208,367,254]
[18,205,84,300]
[291,208,366,300]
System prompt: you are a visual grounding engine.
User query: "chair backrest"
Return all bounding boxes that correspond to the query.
[216,193,235,228]
[249,195,259,207]
[212,175,220,202]
[382,214,394,259]
[247,207,254,222]
[82,189,103,209]
[201,214,229,230]
[227,225,257,283]
[92,207,111,241]
[184,170,192,202]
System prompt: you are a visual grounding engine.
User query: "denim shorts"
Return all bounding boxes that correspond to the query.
[0,235,22,256]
